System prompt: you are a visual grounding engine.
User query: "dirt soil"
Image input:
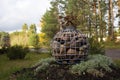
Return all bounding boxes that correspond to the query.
[105,49,120,59]
[35,65,120,80]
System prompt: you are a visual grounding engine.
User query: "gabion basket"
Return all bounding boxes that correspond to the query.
[51,26,89,64]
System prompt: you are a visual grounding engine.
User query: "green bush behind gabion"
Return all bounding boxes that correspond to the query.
[7,45,29,60]
[88,37,105,55]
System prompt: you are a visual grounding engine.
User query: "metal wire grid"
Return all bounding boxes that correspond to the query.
[51,28,89,64]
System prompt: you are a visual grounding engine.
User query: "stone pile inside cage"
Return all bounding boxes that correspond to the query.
[51,27,89,64]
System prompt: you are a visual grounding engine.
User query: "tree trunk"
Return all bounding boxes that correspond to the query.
[98,0,103,42]
[93,1,98,41]
[108,0,114,41]
[118,0,120,28]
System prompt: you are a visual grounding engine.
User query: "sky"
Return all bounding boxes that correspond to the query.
[0,0,51,33]
[0,0,119,33]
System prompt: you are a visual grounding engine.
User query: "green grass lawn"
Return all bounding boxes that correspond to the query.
[0,52,51,80]
[105,41,120,49]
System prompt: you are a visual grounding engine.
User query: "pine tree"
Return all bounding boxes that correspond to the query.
[0,32,10,48]
[22,23,28,33]
[28,34,39,48]
[29,24,37,34]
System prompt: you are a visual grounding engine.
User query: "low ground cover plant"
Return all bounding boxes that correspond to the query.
[71,54,114,77]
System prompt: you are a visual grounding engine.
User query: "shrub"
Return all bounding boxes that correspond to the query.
[114,59,120,68]
[70,54,114,77]
[0,47,8,54]
[16,70,36,80]
[32,58,55,74]
[7,45,28,60]
[88,37,105,55]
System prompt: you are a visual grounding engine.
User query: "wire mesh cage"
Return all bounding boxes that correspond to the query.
[51,25,89,64]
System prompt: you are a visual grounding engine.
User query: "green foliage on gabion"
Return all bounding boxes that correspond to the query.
[88,37,105,55]
[32,58,55,74]
[70,54,114,77]
[7,45,29,60]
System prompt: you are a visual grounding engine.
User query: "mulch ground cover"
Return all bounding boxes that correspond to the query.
[10,63,120,80]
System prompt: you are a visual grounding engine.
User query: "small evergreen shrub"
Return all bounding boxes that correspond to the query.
[70,54,114,77]
[114,59,120,68]
[0,47,8,54]
[7,45,28,60]
[16,70,36,80]
[89,37,105,55]
[32,58,55,74]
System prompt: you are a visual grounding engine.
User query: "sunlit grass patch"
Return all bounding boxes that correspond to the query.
[105,41,120,49]
[0,52,51,80]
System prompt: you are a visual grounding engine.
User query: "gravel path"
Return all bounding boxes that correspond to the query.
[105,49,120,59]
[30,48,120,59]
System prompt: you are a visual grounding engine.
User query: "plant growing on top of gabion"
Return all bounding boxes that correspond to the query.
[7,45,29,60]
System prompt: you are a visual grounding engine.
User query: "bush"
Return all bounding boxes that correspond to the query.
[0,47,8,54]
[7,45,28,60]
[32,58,55,74]
[89,37,105,55]
[70,54,114,77]
[114,59,120,68]
[16,70,36,80]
